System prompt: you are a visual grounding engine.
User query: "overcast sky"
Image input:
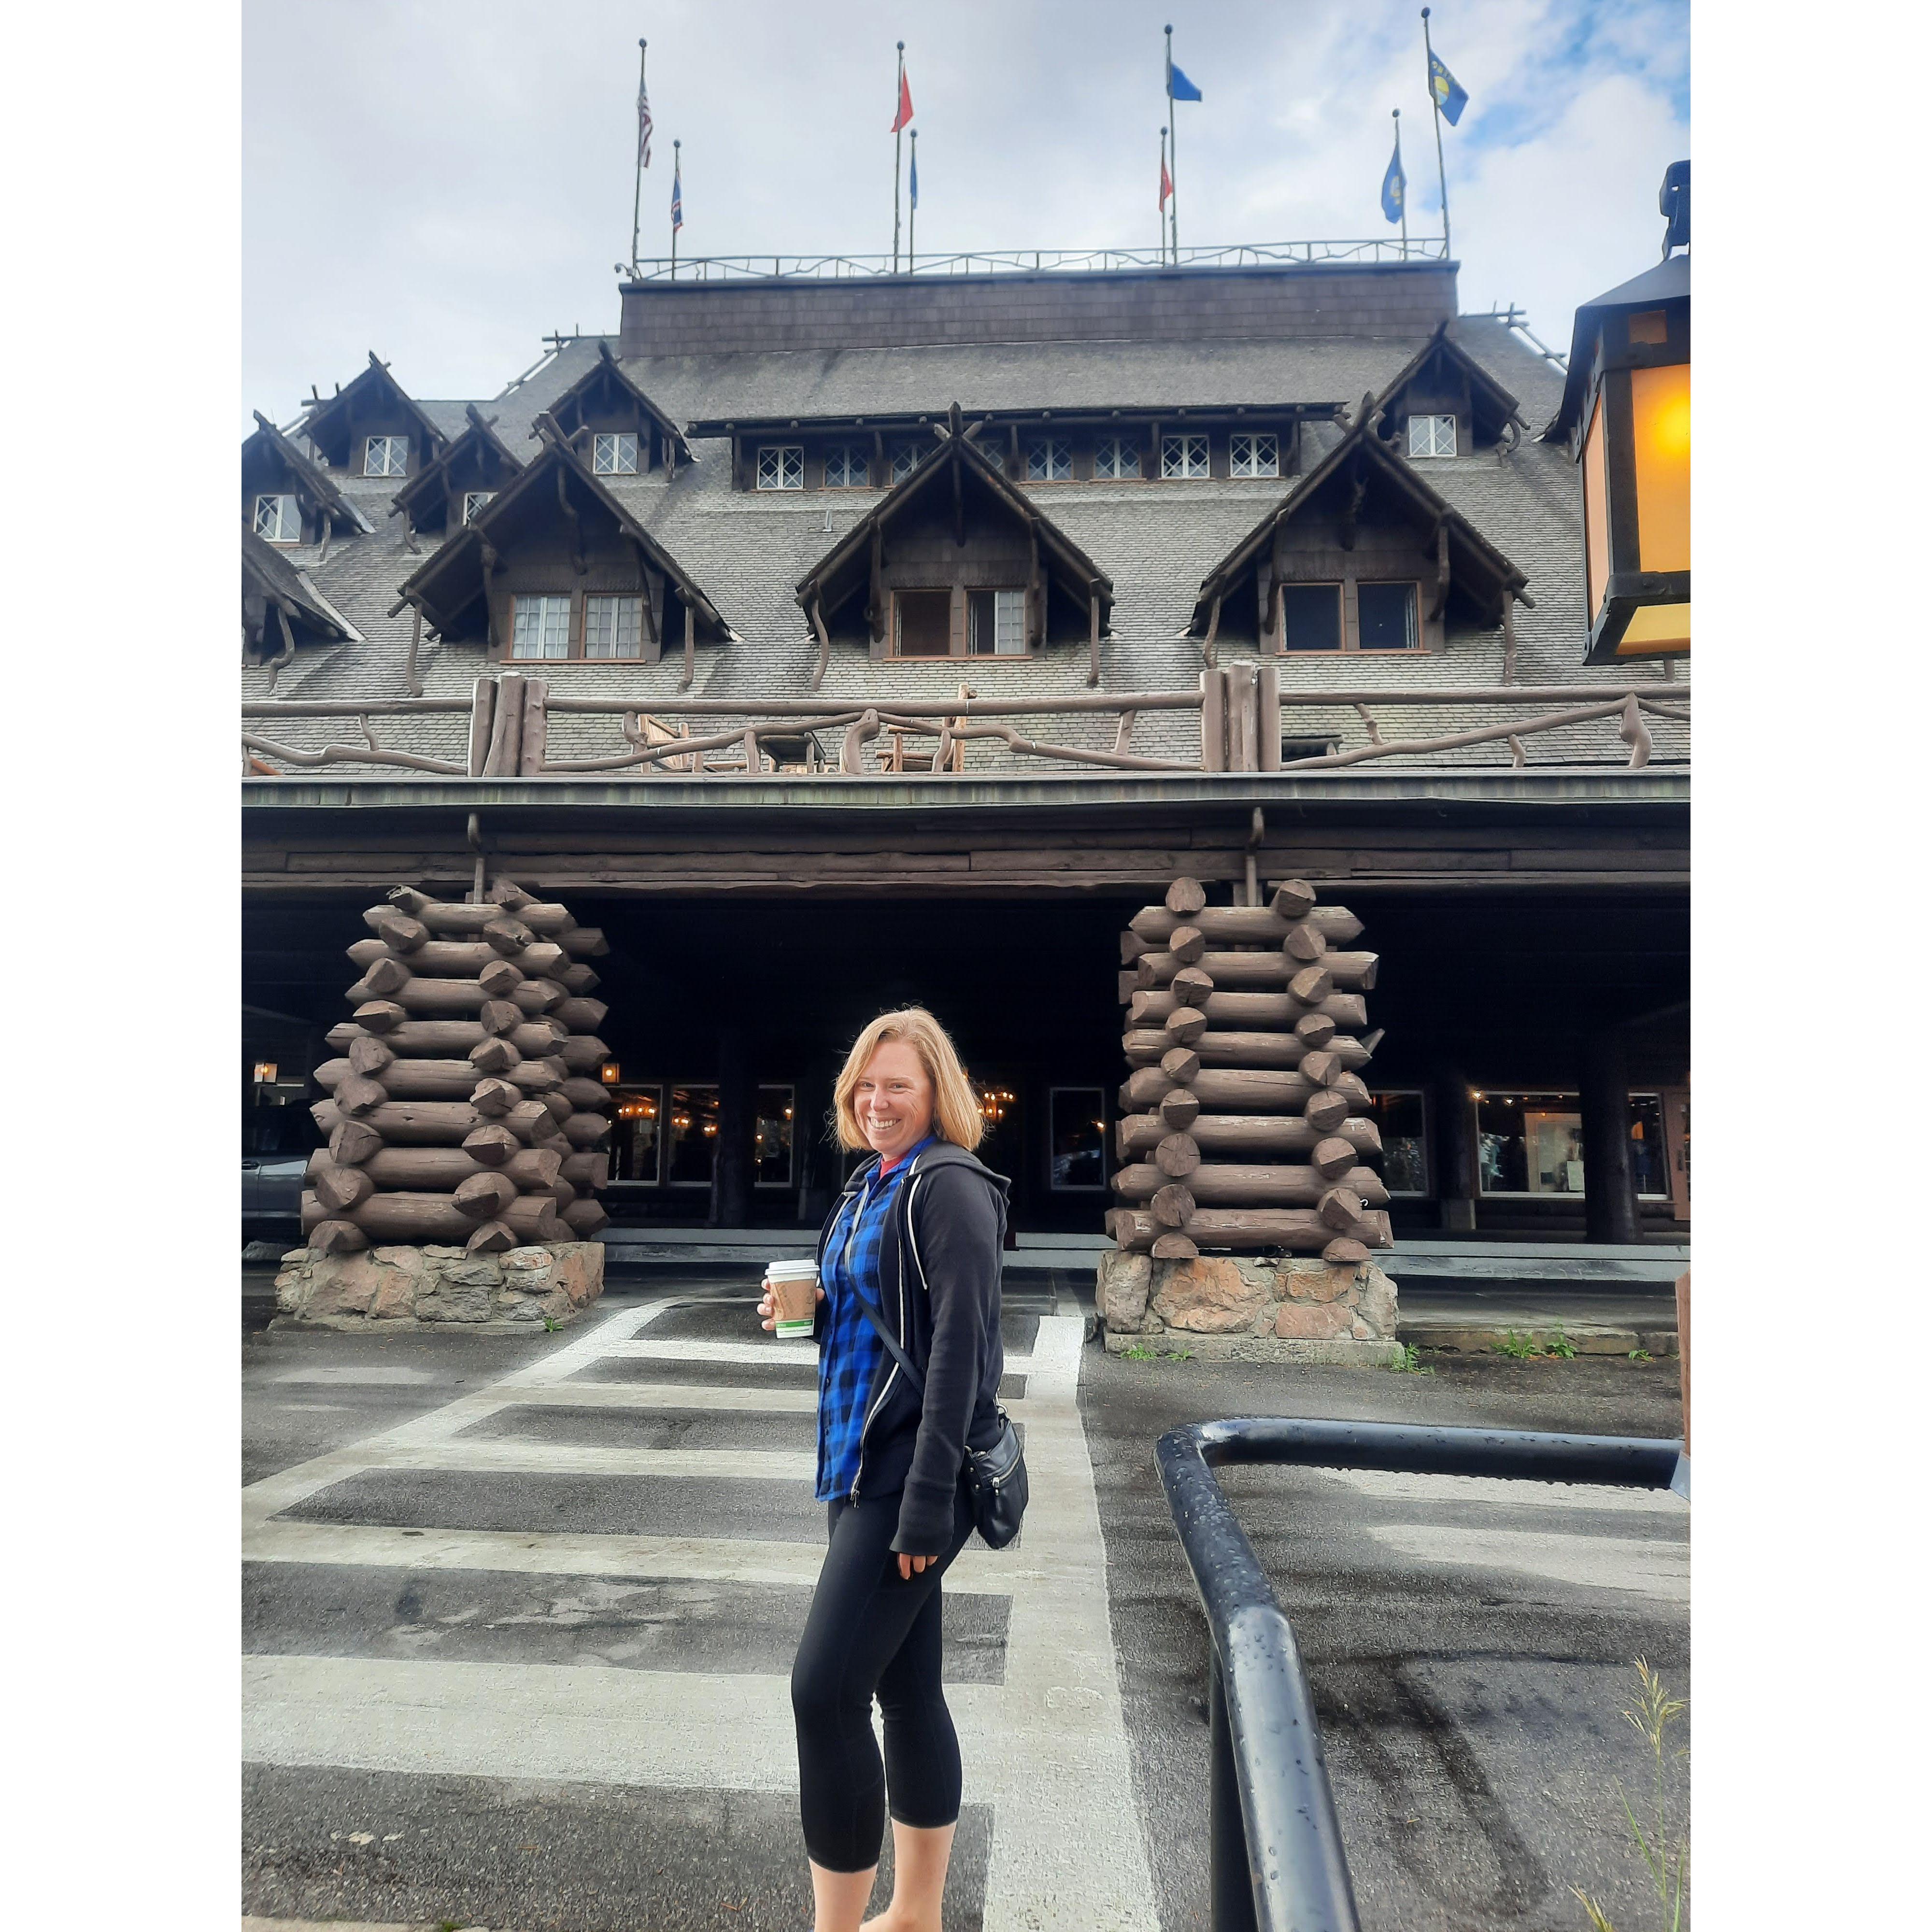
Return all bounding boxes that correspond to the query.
[242,0,1687,426]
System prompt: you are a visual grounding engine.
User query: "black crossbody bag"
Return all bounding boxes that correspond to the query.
[848,1287,1028,1550]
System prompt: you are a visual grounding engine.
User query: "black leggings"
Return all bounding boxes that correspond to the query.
[790,1480,977,1872]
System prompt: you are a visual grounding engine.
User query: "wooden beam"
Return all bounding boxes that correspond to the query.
[680,598,696,692]
[808,593,833,692]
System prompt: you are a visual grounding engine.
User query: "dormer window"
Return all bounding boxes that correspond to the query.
[1094,437,1141,480]
[253,493,299,543]
[1407,413,1457,458]
[1162,434,1209,479]
[968,589,1028,655]
[756,444,804,491]
[462,491,496,524]
[1229,431,1279,479]
[823,445,870,487]
[593,432,639,475]
[364,435,408,477]
[511,593,572,660]
[890,444,919,483]
[1026,438,1072,483]
[583,593,644,658]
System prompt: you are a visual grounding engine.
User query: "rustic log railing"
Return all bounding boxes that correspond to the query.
[243,674,1688,779]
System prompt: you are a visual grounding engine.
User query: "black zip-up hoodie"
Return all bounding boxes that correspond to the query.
[811,1139,1010,1555]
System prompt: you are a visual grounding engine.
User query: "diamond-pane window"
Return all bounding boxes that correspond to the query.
[1229,431,1279,478]
[1026,438,1072,482]
[756,444,804,490]
[511,594,573,660]
[253,493,299,542]
[594,432,639,475]
[584,594,644,659]
[1161,434,1209,478]
[1093,437,1141,479]
[1407,413,1457,458]
[462,491,495,524]
[823,444,869,487]
[364,435,407,477]
[890,444,919,483]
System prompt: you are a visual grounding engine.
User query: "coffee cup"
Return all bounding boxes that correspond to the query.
[765,1259,820,1338]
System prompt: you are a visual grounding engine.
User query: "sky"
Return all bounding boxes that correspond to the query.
[241,0,1688,425]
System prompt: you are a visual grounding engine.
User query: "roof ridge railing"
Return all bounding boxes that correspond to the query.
[1157,1416,1687,1930]
[619,239,1452,283]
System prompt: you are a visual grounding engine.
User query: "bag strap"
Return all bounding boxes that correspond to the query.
[850,1280,925,1398]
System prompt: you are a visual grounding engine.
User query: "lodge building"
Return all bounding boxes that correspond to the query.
[242,251,1689,1249]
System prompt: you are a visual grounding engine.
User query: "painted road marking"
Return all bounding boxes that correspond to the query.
[1314,1467,1690,1515]
[366,1439,817,1481]
[1367,1524,1690,1601]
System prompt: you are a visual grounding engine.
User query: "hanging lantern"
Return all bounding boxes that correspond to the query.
[1556,161,1690,665]
[599,1060,621,1085]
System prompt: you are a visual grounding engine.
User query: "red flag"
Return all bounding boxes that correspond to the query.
[892,69,914,133]
[1159,155,1173,210]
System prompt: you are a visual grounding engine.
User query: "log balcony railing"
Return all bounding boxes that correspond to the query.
[243,671,1689,781]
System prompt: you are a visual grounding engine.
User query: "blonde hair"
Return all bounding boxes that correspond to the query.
[832,1007,985,1152]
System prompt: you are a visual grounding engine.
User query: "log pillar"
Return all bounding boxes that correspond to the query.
[1431,1065,1478,1233]
[1580,1025,1641,1245]
[711,1024,756,1228]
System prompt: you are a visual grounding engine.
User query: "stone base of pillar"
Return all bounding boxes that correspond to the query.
[1095,1250,1403,1365]
[271,1241,605,1332]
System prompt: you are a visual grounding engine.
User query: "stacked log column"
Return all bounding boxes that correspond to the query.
[1109,876,1394,1264]
[302,878,615,1256]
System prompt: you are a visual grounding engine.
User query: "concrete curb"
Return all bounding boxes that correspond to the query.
[1400,1319,1678,1356]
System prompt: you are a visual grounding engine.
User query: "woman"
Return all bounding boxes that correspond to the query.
[758,1007,1009,1932]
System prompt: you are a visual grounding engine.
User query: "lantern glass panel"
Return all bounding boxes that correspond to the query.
[1631,362,1690,574]
[1582,394,1611,625]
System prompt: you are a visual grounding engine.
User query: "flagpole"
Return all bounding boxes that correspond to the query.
[908,128,917,270]
[893,41,905,273]
[1165,25,1179,264]
[630,39,647,273]
[1421,9,1451,258]
[671,139,681,280]
[1393,110,1407,253]
[1160,126,1169,257]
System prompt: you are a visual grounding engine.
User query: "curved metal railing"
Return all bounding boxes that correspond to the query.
[1155,1417,1688,1932]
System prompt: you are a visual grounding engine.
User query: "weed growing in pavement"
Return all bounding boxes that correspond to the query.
[1122,1344,1161,1360]
[542,1315,559,1332]
[1546,1327,1578,1359]
[1572,1658,1689,1932]
[1493,1329,1543,1360]
[1386,1342,1435,1374]
[1628,1348,1654,1364]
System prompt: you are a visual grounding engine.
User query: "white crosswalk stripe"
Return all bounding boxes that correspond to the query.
[243,1291,1159,1931]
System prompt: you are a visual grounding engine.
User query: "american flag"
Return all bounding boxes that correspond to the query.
[638,78,653,167]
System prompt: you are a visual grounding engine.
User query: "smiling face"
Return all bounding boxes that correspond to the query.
[852,1037,936,1165]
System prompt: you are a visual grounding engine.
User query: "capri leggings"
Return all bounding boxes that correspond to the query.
[790,1479,977,1871]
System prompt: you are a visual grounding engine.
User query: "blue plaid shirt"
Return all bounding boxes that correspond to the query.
[814,1139,932,1503]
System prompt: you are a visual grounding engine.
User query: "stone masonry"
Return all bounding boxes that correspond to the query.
[272,1241,604,1332]
[1097,1250,1401,1365]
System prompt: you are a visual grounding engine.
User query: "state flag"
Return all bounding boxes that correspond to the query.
[892,69,914,133]
[1428,50,1469,126]
[1381,137,1406,224]
[1168,60,1202,102]
[1160,153,1173,210]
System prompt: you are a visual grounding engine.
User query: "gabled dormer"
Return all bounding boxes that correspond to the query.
[545,343,692,478]
[1189,394,1528,654]
[397,416,729,675]
[794,404,1114,685]
[1366,323,1526,462]
[390,404,526,541]
[242,526,355,674]
[299,352,449,480]
[242,411,372,551]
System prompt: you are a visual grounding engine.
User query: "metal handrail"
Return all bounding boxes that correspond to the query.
[1156,1417,1688,1932]
[621,239,1451,283]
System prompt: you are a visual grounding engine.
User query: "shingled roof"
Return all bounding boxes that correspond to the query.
[244,411,372,535]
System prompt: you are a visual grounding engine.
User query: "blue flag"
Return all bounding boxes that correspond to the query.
[1168,59,1202,102]
[1428,50,1469,126]
[1381,136,1406,224]
[671,156,683,232]
[909,144,918,211]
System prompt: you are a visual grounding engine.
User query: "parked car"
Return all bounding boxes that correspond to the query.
[243,1153,308,1248]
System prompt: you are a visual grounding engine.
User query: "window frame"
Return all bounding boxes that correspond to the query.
[822,444,871,488]
[1161,433,1211,479]
[1092,436,1142,480]
[461,490,495,525]
[1025,436,1073,483]
[508,591,574,662]
[1472,1088,1675,1201]
[1047,1085,1109,1193]
[505,588,658,664]
[1275,577,1428,654]
[755,443,805,491]
[754,1084,797,1189]
[889,586,959,659]
[1228,430,1280,479]
[966,588,1028,657]
[665,1082,722,1187]
[592,431,640,476]
[1364,1090,1431,1196]
[608,1083,665,1186]
[363,435,408,478]
[889,444,920,483]
[253,493,300,543]
[1406,413,1458,459]
[582,592,646,661]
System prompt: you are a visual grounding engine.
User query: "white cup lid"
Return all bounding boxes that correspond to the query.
[766,1260,820,1280]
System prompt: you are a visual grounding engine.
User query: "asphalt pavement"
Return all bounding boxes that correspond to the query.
[242,1267,1686,1932]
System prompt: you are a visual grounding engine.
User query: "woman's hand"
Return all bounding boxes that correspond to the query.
[897,1552,938,1579]
[757,1278,826,1332]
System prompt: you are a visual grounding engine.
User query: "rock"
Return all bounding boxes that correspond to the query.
[417,1282,493,1323]
[1275,1302,1355,1340]
[550,1243,603,1308]
[496,1293,547,1324]
[1152,1257,1266,1334]
[502,1246,554,1274]
[371,1245,429,1273]
[1096,1252,1152,1333]
[302,1253,385,1319]
[1280,1259,1353,1305]
[1249,1308,1276,1336]
[1356,1263,1398,1336]
[538,1288,574,1322]
[369,1266,418,1321]
[443,1261,503,1288]
[422,1245,466,1258]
